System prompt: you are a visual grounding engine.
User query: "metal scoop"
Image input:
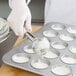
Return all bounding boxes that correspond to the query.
[23,28,37,42]
[25,32,37,42]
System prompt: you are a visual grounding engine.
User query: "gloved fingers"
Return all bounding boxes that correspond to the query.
[7,18,25,37]
[16,25,24,37]
[7,0,32,37]
[14,19,25,37]
[25,10,32,32]
[25,20,32,33]
[26,25,32,33]
[23,28,27,33]
[8,22,19,36]
[12,25,24,37]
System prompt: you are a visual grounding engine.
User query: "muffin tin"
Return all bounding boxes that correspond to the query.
[67,27,76,34]
[51,64,72,76]
[43,30,58,38]
[24,45,34,54]
[2,22,76,76]
[31,58,50,70]
[61,55,76,64]
[12,53,30,63]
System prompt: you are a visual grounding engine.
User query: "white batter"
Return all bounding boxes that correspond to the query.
[67,27,76,34]
[52,65,71,75]
[61,56,76,64]
[24,46,34,54]
[44,51,58,59]
[69,46,76,54]
[51,24,64,30]
[60,34,74,41]
[31,60,49,69]
[51,42,66,49]
[33,37,50,55]
[12,53,29,63]
[43,30,57,37]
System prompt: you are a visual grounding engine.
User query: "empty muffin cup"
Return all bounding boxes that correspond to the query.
[12,53,30,63]
[43,30,58,38]
[61,55,76,64]
[60,33,74,41]
[44,49,60,59]
[24,45,34,54]
[51,23,65,31]
[51,41,68,50]
[31,59,50,69]
[69,46,76,54]
[51,64,72,76]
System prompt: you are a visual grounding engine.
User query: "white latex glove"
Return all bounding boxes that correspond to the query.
[7,0,32,37]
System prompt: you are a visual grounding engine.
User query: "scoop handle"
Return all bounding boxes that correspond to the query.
[25,32,37,42]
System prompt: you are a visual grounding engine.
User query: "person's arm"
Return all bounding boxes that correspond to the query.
[7,0,32,37]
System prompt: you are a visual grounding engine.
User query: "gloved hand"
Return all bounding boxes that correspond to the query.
[7,0,32,37]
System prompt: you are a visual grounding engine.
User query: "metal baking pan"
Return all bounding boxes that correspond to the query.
[2,22,76,76]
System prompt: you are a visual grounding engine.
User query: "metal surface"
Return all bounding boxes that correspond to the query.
[2,22,76,76]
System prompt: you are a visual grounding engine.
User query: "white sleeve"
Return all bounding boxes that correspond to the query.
[45,0,76,26]
[44,0,51,24]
